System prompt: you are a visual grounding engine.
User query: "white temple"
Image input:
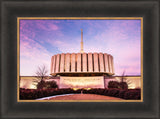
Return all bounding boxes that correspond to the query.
[20,30,141,89]
[50,29,114,76]
[50,30,115,88]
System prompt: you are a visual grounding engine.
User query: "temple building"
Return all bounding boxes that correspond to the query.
[20,30,141,90]
[50,29,115,89]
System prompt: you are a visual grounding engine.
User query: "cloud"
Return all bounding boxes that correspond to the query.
[46,37,80,53]
[85,21,141,76]
[36,20,59,31]
[20,34,52,76]
[48,23,59,30]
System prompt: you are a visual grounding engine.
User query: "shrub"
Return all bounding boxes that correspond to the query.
[37,80,46,89]
[37,80,58,89]
[103,89,108,96]
[108,81,120,89]
[45,81,58,89]
[118,90,126,98]
[107,89,120,97]
[119,82,128,90]
[108,81,128,90]
[19,88,141,100]
[124,89,141,100]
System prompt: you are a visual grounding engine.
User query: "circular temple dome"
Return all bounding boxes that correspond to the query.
[50,52,114,76]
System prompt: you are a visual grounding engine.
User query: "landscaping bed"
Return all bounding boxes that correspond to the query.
[20,88,141,100]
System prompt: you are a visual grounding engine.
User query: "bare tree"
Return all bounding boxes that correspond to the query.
[33,65,48,89]
[120,71,128,82]
[120,70,132,89]
[35,65,48,81]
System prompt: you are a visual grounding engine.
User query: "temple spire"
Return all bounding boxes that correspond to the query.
[80,29,84,53]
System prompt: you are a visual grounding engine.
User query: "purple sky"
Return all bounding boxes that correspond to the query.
[20,19,141,76]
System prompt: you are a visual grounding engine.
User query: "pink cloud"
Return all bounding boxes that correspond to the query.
[20,34,52,76]
[115,64,140,75]
[48,23,58,30]
[36,21,59,31]
[88,27,141,76]
[46,38,80,53]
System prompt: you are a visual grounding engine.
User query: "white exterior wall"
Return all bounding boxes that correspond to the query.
[20,76,141,89]
[60,76,104,88]
[51,52,114,75]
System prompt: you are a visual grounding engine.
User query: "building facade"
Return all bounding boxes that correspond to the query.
[50,53,114,76]
[50,29,115,89]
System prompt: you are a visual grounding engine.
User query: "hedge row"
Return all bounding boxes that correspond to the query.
[20,88,141,100]
[83,88,141,100]
[20,88,81,100]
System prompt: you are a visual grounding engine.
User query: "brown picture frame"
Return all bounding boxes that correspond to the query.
[1,0,159,119]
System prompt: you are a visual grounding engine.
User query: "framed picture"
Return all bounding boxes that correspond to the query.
[1,0,159,119]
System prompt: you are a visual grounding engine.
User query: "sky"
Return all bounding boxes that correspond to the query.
[20,19,141,76]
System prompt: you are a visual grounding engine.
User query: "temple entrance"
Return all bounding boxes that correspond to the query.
[59,76,104,89]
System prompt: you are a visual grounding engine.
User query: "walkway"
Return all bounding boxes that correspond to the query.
[42,94,123,100]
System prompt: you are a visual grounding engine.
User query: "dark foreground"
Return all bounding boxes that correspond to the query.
[20,88,141,100]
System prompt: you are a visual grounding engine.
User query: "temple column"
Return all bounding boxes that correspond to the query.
[99,53,104,72]
[93,53,99,72]
[71,53,76,72]
[108,55,112,74]
[60,53,64,72]
[82,53,87,72]
[88,53,93,72]
[104,53,109,73]
[52,55,56,73]
[110,55,114,74]
[77,53,81,72]
[65,53,70,72]
[50,56,53,74]
[55,54,60,73]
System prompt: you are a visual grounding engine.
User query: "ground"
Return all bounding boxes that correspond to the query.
[43,94,123,100]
